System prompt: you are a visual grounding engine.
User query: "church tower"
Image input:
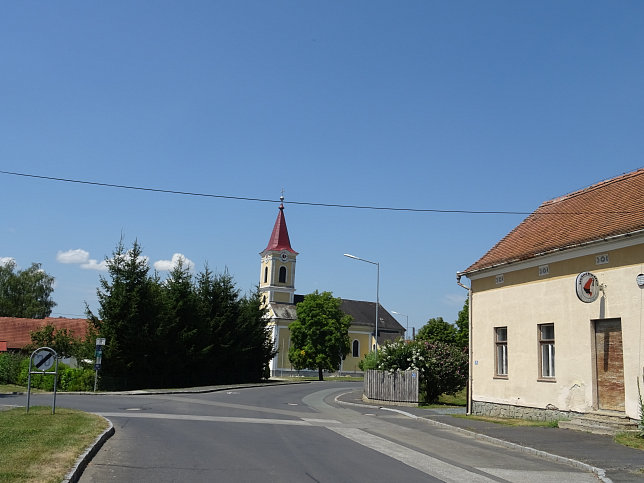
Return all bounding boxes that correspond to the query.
[260,196,298,306]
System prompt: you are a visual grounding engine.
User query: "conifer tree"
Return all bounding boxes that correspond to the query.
[87,239,163,389]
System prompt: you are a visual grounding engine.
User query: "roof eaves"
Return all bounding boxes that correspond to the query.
[460,227,644,278]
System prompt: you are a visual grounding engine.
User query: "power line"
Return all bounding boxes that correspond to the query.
[1,169,528,214]
[1,169,641,216]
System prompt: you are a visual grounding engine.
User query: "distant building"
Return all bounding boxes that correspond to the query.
[0,317,89,352]
[260,198,404,375]
[458,168,644,421]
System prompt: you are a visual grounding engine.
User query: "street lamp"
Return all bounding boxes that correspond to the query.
[344,253,379,354]
[392,311,409,340]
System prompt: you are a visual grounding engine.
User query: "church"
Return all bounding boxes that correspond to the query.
[259,197,405,375]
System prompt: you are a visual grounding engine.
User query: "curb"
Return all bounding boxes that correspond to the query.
[62,417,115,483]
[334,392,612,483]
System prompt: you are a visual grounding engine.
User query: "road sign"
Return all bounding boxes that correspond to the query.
[27,347,59,414]
[96,337,106,346]
[33,349,54,371]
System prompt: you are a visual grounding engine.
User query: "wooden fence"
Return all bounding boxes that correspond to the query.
[363,369,419,405]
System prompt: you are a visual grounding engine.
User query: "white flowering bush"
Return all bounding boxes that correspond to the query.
[375,338,468,403]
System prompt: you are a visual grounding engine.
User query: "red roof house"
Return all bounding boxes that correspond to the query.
[0,317,90,351]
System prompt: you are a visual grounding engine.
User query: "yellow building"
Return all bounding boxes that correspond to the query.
[458,169,644,423]
[260,198,404,375]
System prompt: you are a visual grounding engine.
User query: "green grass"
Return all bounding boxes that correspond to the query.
[614,432,644,451]
[0,406,109,483]
[419,388,467,408]
[0,384,29,393]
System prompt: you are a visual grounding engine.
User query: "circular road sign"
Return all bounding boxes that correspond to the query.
[33,349,55,371]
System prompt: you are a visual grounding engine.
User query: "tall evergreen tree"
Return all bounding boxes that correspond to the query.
[196,268,241,383]
[88,239,277,389]
[87,239,163,389]
[234,288,275,382]
[160,258,201,386]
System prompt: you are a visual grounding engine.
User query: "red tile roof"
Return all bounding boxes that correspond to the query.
[463,168,644,274]
[262,202,298,254]
[0,317,90,350]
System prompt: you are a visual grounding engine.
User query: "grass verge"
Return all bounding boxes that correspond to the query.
[419,388,467,408]
[614,432,644,451]
[0,406,109,483]
[0,384,33,394]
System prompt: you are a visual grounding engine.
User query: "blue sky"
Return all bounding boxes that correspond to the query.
[2,2,643,335]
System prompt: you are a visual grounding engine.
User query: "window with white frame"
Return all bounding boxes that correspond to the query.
[539,324,555,379]
[495,327,508,377]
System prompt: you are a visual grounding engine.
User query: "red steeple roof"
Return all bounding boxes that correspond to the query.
[263,199,297,254]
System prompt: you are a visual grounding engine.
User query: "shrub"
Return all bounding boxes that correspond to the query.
[358,349,379,371]
[376,338,468,403]
[0,352,24,384]
[59,367,95,391]
[17,359,95,391]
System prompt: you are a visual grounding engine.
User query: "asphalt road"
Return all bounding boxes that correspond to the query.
[9,383,601,482]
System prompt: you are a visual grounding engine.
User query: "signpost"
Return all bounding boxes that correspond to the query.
[94,338,106,392]
[26,347,59,414]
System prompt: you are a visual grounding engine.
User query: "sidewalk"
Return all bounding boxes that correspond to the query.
[336,389,644,482]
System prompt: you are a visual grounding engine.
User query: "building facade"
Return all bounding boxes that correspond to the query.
[260,199,404,375]
[458,169,644,421]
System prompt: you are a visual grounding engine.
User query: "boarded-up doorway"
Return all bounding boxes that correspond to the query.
[594,319,625,411]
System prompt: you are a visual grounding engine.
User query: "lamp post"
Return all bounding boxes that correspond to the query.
[392,311,409,340]
[344,253,379,354]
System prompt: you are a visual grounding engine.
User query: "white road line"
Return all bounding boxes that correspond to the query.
[327,426,497,483]
[97,412,340,427]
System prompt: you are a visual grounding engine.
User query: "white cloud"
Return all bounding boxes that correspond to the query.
[57,249,90,264]
[81,259,109,271]
[154,253,195,272]
[57,248,108,271]
[0,257,15,266]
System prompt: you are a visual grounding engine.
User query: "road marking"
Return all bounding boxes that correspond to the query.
[301,418,341,424]
[481,468,599,482]
[97,412,340,427]
[327,426,497,483]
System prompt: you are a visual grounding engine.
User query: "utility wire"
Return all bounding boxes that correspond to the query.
[1,169,641,216]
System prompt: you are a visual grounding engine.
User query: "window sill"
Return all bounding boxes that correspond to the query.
[493,375,508,380]
[537,377,556,383]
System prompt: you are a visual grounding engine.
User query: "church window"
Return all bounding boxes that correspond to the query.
[264,267,268,284]
[352,340,359,358]
[279,266,287,283]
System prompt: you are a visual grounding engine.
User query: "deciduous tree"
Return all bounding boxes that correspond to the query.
[455,298,469,349]
[288,291,352,381]
[0,260,56,318]
[416,317,458,345]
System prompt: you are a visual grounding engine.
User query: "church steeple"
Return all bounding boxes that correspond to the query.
[263,196,296,254]
[260,197,298,306]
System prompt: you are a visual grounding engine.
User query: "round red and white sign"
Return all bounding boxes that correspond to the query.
[576,272,600,303]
